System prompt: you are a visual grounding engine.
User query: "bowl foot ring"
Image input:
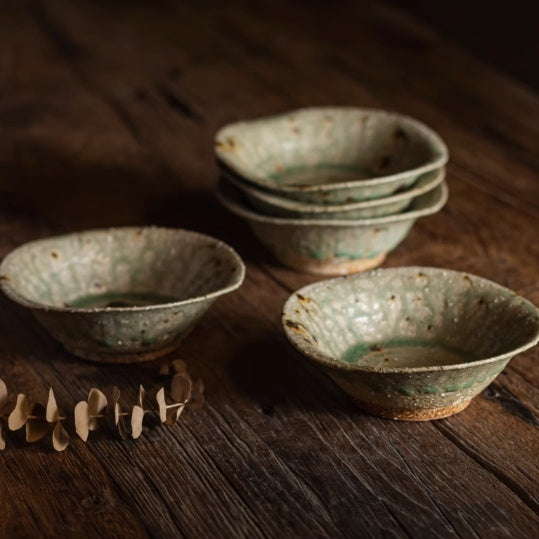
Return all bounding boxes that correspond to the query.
[279,252,387,275]
[359,398,472,421]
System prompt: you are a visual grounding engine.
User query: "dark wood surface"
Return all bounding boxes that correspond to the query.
[0,1,538,537]
[389,0,539,92]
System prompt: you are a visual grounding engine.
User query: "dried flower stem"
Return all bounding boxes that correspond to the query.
[0,359,203,451]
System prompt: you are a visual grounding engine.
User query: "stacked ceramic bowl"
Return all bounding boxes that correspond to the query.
[216,107,449,275]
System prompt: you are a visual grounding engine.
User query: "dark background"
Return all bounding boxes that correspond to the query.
[391,0,538,90]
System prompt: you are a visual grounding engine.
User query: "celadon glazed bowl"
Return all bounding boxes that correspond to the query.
[282,267,539,420]
[222,167,445,220]
[215,107,448,204]
[0,227,245,363]
[217,179,448,275]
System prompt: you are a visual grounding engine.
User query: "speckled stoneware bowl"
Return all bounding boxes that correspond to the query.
[215,107,448,204]
[218,179,448,275]
[222,167,445,219]
[282,267,539,420]
[0,227,245,363]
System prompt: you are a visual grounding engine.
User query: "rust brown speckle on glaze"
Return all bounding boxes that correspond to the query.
[284,319,302,331]
[221,168,445,220]
[215,137,237,153]
[375,155,392,172]
[214,107,449,205]
[393,127,409,142]
[0,227,246,363]
[282,267,539,421]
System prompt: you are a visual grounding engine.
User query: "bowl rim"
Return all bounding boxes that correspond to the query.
[0,226,246,314]
[215,106,449,193]
[223,166,445,214]
[282,266,539,374]
[217,178,448,227]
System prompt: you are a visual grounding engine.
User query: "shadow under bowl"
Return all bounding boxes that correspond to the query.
[217,179,448,275]
[0,227,245,363]
[282,267,539,420]
[215,107,448,204]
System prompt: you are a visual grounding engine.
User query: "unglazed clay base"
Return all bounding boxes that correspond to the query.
[278,252,387,275]
[282,267,539,421]
[358,399,472,421]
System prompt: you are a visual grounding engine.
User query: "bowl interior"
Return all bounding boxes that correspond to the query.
[1,228,244,309]
[283,268,539,370]
[216,108,447,188]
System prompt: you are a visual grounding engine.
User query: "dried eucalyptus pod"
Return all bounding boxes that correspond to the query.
[8,394,50,443]
[131,385,150,440]
[157,373,193,426]
[188,379,205,410]
[0,362,204,450]
[171,360,204,409]
[112,387,131,440]
[156,388,181,426]
[74,388,107,441]
[170,373,192,403]
[172,369,205,410]
[0,379,9,450]
[46,388,69,451]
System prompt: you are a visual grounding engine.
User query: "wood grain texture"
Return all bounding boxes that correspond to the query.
[0,1,537,538]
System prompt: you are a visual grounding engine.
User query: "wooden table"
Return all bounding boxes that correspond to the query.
[0,1,537,537]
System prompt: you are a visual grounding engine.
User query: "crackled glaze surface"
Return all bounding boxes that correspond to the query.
[282,267,539,419]
[223,168,445,219]
[215,107,448,203]
[0,227,245,363]
[218,179,448,275]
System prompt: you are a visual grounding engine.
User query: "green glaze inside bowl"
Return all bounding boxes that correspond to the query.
[0,227,245,363]
[283,267,539,373]
[0,227,244,312]
[215,107,448,192]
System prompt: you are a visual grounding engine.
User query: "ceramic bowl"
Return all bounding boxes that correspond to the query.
[0,227,245,363]
[222,167,445,220]
[217,179,448,275]
[282,267,539,420]
[215,107,448,204]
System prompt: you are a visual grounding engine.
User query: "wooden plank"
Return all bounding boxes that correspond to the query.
[204,0,539,519]
[0,1,537,538]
